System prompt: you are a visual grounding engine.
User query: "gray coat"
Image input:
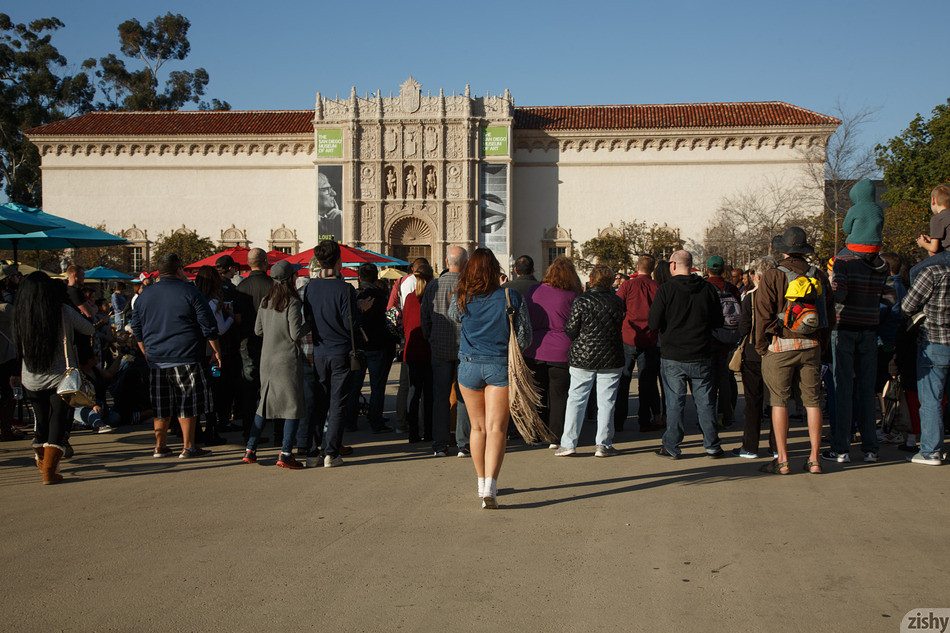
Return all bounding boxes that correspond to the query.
[254,298,308,420]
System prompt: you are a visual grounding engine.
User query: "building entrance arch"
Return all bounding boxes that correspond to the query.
[389,216,432,262]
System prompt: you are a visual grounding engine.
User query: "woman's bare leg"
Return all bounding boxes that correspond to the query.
[483,385,510,479]
[459,385,486,479]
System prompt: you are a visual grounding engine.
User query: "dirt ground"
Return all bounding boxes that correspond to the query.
[0,370,945,633]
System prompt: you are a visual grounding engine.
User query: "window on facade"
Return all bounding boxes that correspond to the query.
[547,246,566,269]
[268,225,300,255]
[274,246,294,255]
[130,246,145,272]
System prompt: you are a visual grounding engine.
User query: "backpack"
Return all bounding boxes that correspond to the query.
[711,286,742,345]
[777,265,826,334]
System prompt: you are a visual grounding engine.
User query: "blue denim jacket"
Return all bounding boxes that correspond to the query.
[449,288,531,363]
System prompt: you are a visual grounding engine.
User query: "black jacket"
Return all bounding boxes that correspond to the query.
[648,274,724,361]
[356,282,394,351]
[564,286,624,370]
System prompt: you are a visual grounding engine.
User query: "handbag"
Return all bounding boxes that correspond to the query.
[56,317,97,408]
[728,336,745,372]
[347,288,367,372]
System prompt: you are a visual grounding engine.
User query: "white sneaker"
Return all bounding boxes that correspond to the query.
[554,446,576,457]
[324,455,344,468]
[481,495,498,509]
[433,450,446,457]
[864,451,879,463]
[594,445,619,457]
[97,425,116,434]
[548,444,559,450]
[908,453,941,466]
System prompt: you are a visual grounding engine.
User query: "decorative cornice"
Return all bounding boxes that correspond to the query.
[34,136,314,158]
[513,126,835,153]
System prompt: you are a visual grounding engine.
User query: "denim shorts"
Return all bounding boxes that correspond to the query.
[457,356,509,390]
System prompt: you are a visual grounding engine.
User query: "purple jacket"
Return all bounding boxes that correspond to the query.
[523,283,577,362]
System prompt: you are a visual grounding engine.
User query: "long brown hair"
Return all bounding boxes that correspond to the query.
[194,266,223,302]
[261,277,299,313]
[414,263,434,297]
[455,248,500,313]
[541,256,582,295]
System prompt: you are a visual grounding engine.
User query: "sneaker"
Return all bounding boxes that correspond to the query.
[179,447,212,459]
[548,443,559,449]
[153,446,174,458]
[457,447,470,458]
[820,449,850,463]
[706,448,726,458]
[481,496,498,510]
[306,454,322,469]
[324,455,344,468]
[594,445,619,458]
[433,450,446,457]
[97,425,116,434]
[654,446,679,460]
[731,447,758,459]
[242,450,257,464]
[877,430,902,444]
[276,454,303,469]
[529,440,546,447]
[339,445,354,456]
[908,452,941,466]
[863,451,879,463]
[554,446,576,457]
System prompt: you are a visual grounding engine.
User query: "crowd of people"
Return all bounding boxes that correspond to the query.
[4,181,949,510]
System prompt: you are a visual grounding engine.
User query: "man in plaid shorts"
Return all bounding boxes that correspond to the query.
[131,253,222,458]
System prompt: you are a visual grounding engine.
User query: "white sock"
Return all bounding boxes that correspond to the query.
[477,477,485,497]
[485,477,497,498]
[906,433,917,446]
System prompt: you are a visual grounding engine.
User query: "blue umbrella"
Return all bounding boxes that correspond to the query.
[0,204,129,261]
[341,247,410,268]
[0,203,63,234]
[83,266,134,280]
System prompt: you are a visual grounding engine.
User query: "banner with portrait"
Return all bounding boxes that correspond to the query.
[317,165,343,242]
[478,163,508,256]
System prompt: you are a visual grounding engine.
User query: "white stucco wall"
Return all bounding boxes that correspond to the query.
[39,141,318,252]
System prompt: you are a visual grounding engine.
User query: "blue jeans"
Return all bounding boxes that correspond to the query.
[910,250,950,285]
[560,367,622,449]
[346,346,395,431]
[297,362,317,452]
[74,406,120,429]
[660,358,721,456]
[247,415,299,454]
[917,340,950,457]
[313,355,353,458]
[432,356,469,452]
[831,329,879,453]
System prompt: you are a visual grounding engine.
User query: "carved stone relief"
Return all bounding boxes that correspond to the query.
[405,130,418,157]
[384,127,399,156]
[424,125,439,156]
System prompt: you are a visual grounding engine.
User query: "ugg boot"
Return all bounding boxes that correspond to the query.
[33,445,45,470]
[41,444,64,485]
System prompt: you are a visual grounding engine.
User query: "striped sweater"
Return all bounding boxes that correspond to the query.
[832,247,889,330]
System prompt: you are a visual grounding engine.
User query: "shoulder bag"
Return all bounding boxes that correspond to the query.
[347,288,367,372]
[56,317,97,408]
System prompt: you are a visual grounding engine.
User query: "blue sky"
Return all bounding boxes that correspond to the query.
[15,0,950,152]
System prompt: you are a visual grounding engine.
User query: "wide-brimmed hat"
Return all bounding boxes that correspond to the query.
[771,227,814,255]
[270,259,294,282]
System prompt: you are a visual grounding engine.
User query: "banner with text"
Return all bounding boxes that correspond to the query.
[481,127,509,156]
[317,129,343,158]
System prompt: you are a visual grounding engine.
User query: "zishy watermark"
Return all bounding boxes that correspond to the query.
[902,610,950,633]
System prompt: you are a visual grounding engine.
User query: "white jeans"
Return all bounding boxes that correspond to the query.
[560,367,622,449]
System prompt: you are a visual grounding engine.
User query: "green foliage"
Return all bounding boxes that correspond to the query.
[574,220,684,272]
[69,224,133,272]
[0,14,94,204]
[877,99,950,210]
[876,99,950,265]
[150,229,215,269]
[85,12,230,112]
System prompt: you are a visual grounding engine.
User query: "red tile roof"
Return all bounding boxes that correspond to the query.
[25,102,838,137]
[26,110,315,136]
[513,102,839,130]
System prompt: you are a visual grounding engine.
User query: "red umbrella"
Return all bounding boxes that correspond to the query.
[284,244,395,267]
[184,247,290,271]
[295,266,357,278]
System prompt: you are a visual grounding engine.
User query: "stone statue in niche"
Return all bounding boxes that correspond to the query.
[425,166,437,198]
[405,167,417,198]
[386,167,397,198]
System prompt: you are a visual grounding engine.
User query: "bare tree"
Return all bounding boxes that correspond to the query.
[705,179,814,267]
[799,100,880,255]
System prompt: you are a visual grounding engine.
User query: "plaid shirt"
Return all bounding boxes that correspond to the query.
[768,336,819,353]
[902,265,950,346]
[420,271,461,360]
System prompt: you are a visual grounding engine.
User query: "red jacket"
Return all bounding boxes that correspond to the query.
[616,273,659,348]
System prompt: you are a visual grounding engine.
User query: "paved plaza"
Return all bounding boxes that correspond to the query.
[0,368,947,633]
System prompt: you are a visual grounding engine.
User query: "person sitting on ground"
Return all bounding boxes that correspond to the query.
[74,344,121,434]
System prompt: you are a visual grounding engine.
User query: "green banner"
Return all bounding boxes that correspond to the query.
[481,127,508,156]
[317,129,343,158]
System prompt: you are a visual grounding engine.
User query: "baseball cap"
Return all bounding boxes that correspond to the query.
[706,255,724,274]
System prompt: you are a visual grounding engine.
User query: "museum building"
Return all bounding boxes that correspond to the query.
[26,77,839,272]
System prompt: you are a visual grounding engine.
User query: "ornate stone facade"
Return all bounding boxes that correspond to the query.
[314,77,513,264]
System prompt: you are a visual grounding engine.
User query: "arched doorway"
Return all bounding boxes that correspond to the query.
[389,216,432,263]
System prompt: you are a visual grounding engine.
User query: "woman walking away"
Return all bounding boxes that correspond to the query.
[242,260,309,469]
[523,256,582,448]
[450,248,531,509]
[555,265,625,457]
[13,272,95,484]
[403,263,434,445]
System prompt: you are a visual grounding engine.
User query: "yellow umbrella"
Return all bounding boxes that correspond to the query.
[379,268,406,280]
